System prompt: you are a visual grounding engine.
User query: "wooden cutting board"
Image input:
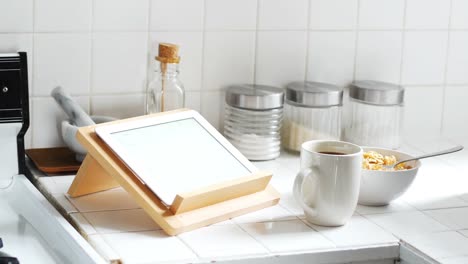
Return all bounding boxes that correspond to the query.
[26,147,82,174]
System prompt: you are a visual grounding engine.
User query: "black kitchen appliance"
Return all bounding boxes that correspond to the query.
[0,52,29,175]
[0,52,30,264]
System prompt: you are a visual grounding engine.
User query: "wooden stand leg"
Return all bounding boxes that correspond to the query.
[68,154,120,197]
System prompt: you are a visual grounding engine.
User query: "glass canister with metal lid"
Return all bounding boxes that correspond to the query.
[342,80,404,149]
[282,81,343,152]
[224,84,284,161]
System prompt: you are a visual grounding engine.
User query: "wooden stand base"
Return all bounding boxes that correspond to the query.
[67,110,280,236]
[68,155,119,197]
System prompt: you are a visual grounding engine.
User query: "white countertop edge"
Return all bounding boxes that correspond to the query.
[5,175,106,264]
[399,241,439,264]
[198,243,400,264]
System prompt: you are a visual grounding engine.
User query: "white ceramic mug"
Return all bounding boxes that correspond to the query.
[293,140,363,226]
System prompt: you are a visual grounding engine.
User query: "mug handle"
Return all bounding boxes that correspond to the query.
[293,168,318,217]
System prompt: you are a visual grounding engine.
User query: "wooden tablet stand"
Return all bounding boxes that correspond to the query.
[67,110,280,236]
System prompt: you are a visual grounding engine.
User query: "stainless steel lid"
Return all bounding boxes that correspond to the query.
[350,80,404,105]
[225,84,284,110]
[285,81,343,107]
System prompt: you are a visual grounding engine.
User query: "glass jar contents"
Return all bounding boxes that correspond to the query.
[342,80,404,149]
[146,43,185,114]
[282,82,343,152]
[224,85,284,161]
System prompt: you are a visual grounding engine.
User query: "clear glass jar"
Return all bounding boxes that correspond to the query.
[224,85,284,161]
[146,63,185,114]
[342,80,404,149]
[282,82,343,152]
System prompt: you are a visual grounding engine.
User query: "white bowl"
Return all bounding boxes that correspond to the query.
[358,147,421,206]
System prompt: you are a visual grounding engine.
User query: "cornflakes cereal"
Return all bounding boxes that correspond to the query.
[362,151,411,171]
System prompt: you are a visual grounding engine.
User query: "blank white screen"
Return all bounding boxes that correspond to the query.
[110,118,251,205]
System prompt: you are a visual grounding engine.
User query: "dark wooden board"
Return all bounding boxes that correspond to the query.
[26,147,81,174]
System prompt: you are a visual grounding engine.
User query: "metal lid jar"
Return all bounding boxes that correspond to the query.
[224,84,284,161]
[282,81,343,152]
[343,80,405,149]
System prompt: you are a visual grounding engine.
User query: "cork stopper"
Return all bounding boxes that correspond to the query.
[156,43,180,63]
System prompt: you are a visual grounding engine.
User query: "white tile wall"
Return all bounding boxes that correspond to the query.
[451,0,468,29]
[446,32,468,84]
[403,86,444,139]
[34,0,92,32]
[255,31,307,87]
[401,31,448,85]
[91,33,147,94]
[442,86,468,144]
[0,0,33,32]
[0,0,466,147]
[205,0,257,31]
[203,31,255,90]
[150,0,204,31]
[185,91,201,112]
[91,94,145,119]
[200,91,224,130]
[33,33,91,96]
[358,0,405,29]
[307,31,356,86]
[355,31,403,83]
[309,0,358,30]
[93,0,149,32]
[258,0,309,30]
[405,0,451,29]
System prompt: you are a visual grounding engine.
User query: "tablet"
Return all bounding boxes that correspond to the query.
[95,110,257,205]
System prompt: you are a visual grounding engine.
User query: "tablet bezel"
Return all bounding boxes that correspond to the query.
[94,110,258,205]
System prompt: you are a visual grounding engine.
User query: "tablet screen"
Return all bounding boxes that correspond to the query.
[108,117,251,205]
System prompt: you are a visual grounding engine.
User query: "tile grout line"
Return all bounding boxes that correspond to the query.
[29,90,207,98]
[252,0,260,85]
[176,235,202,259]
[398,0,408,86]
[439,0,454,138]
[30,0,36,147]
[304,0,312,82]
[235,219,277,254]
[422,205,468,213]
[357,213,411,240]
[78,212,99,234]
[421,209,461,233]
[352,0,361,81]
[199,0,208,111]
[89,0,96,115]
[364,209,454,235]
[144,0,152,115]
[98,230,124,261]
[5,28,468,34]
[297,217,339,247]
[68,208,144,214]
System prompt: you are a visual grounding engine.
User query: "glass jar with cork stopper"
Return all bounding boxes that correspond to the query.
[146,43,185,114]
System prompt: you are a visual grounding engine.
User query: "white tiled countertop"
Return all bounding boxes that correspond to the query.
[31,138,468,264]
